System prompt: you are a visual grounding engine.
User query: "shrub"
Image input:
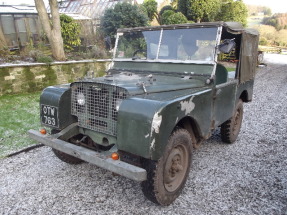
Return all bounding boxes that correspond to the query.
[161,10,175,25]
[142,0,158,22]
[101,2,148,41]
[159,5,174,17]
[166,12,188,25]
[0,46,10,59]
[60,14,81,50]
[90,45,108,59]
[161,10,188,25]
[36,55,53,63]
[259,37,268,46]
[29,50,43,61]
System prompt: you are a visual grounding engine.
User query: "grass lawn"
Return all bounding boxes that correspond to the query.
[226,67,236,72]
[0,92,41,158]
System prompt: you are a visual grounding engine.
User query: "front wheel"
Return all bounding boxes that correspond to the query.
[221,99,243,143]
[141,129,193,205]
[52,148,84,165]
[51,129,84,165]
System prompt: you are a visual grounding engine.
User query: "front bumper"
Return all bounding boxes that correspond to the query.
[28,129,147,182]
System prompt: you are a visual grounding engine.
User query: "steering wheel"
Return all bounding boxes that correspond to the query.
[132,49,147,60]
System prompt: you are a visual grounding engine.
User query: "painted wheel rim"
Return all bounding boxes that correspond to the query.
[164,144,189,192]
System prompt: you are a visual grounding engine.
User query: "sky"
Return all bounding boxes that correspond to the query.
[1,0,287,13]
[243,0,287,13]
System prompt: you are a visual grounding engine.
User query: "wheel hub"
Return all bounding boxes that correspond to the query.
[164,145,188,192]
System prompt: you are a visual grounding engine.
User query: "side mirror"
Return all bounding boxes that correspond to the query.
[218,39,235,54]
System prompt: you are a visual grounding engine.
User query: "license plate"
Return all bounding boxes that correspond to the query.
[41,104,59,128]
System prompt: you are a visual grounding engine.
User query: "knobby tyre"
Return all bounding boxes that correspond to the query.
[141,129,193,205]
[221,99,244,143]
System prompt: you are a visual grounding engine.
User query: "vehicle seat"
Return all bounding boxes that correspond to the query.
[215,64,228,85]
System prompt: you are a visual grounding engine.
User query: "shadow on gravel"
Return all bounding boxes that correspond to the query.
[6,144,44,158]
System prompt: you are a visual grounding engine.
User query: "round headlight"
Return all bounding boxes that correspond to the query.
[77,93,85,106]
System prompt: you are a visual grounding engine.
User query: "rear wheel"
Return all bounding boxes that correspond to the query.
[257,51,264,64]
[141,129,193,205]
[51,129,84,165]
[221,99,243,143]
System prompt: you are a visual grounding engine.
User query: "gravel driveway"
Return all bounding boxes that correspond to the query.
[1,55,286,215]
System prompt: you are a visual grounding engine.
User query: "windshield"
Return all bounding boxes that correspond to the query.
[115,27,219,62]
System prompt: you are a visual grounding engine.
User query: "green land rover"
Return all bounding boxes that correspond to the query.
[29,22,259,205]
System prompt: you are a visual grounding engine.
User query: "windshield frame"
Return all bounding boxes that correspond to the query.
[113,26,222,66]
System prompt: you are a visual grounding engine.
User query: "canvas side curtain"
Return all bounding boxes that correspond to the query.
[239,31,259,83]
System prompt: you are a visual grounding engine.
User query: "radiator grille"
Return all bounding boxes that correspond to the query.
[71,82,128,136]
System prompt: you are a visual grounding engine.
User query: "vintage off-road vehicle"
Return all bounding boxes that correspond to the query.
[29,22,259,205]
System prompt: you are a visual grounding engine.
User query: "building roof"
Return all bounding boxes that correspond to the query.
[0,5,37,14]
[62,12,91,20]
[0,1,136,19]
[48,0,127,20]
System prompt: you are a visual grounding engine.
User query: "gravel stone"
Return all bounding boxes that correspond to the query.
[0,54,286,215]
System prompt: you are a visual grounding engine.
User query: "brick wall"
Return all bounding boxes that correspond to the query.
[0,60,111,96]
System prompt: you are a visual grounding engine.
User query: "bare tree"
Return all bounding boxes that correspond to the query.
[34,0,65,61]
[0,25,7,47]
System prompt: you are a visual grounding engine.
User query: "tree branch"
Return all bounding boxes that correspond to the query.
[34,0,52,38]
[49,0,61,32]
[0,25,7,46]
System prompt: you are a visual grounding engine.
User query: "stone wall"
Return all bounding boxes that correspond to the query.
[0,60,111,96]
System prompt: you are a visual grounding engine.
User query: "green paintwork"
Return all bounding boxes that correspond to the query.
[79,127,117,146]
[37,22,259,164]
[236,80,254,102]
[40,84,77,130]
[92,68,208,95]
[113,62,214,75]
[117,84,214,160]
[213,80,237,127]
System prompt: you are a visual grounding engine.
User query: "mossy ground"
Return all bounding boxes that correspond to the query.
[0,92,41,158]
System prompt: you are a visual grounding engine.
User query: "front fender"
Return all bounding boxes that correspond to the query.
[117,97,164,159]
[148,91,212,160]
[117,89,213,160]
[40,84,77,130]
